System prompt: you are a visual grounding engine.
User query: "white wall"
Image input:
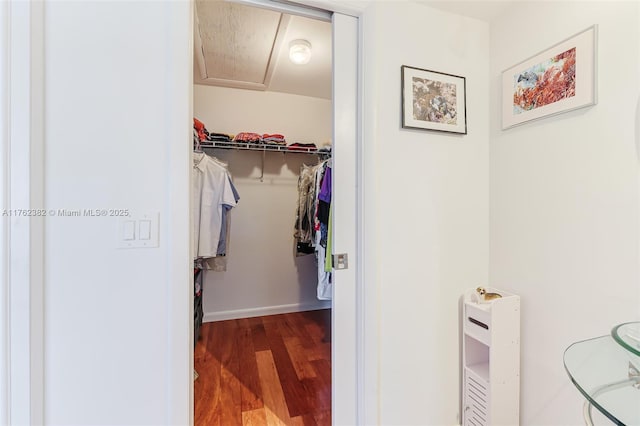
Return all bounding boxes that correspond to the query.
[362,3,490,424]
[490,2,640,425]
[43,1,191,424]
[193,85,332,320]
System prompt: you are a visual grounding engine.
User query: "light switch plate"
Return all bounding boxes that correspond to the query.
[117,211,159,249]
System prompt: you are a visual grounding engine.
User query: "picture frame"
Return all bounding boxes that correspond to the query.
[501,25,597,130]
[401,65,467,134]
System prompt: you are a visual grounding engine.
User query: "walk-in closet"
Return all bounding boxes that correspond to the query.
[191,2,335,424]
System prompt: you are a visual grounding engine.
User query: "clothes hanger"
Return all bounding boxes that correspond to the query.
[193,138,203,153]
[193,129,204,153]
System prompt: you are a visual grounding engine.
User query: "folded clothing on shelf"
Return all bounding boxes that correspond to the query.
[262,133,287,145]
[233,132,263,143]
[208,132,232,142]
[193,118,233,143]
[193,118,209,142]
[287,142,317,151]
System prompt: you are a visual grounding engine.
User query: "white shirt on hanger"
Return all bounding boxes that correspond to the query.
[192,152,238,258]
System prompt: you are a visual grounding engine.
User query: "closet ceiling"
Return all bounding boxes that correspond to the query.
[194,1,332,100]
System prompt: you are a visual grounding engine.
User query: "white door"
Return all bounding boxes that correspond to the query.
[330,12,359,426]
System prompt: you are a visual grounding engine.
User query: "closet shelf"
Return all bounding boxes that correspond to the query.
[200,141,331,156]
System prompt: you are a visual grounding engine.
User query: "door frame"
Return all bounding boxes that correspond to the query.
[1,1,46,425]
[191,1,371,424]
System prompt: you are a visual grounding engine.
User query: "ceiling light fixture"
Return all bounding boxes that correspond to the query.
[289,39,312,65]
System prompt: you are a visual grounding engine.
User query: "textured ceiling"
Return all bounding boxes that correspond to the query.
[197,2,282,84]
[194,1,332,100]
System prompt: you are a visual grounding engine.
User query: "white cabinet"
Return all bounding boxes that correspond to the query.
[462,288,520,426]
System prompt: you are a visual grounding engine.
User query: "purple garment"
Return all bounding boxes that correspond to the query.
[318,165,331,203]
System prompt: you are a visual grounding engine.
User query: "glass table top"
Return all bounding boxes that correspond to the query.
[564,335,640,425]
[612,322,640,358]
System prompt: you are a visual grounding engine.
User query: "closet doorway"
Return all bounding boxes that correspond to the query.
[190,1,359,424]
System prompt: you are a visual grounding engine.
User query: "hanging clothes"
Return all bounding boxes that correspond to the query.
[295,162,321,251]
[192,152,239,259]
[294,159,332,300]
[209,156,240,257]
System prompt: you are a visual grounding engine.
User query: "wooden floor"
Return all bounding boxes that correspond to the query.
[194,309,332,426]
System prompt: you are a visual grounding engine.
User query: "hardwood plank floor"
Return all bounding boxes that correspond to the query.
[195,309,331,426]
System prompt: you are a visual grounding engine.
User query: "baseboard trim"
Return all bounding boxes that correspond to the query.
[203,301,331,322]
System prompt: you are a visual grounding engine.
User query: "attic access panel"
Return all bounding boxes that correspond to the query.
[195,1,284,89]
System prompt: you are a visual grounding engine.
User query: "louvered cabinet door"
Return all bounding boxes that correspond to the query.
[463,368,489,426]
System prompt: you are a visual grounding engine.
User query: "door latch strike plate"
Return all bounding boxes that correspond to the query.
[333,253,348,270]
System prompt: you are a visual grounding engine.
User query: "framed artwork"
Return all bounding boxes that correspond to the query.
[502,25,597,130]
[401,65,467,134]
